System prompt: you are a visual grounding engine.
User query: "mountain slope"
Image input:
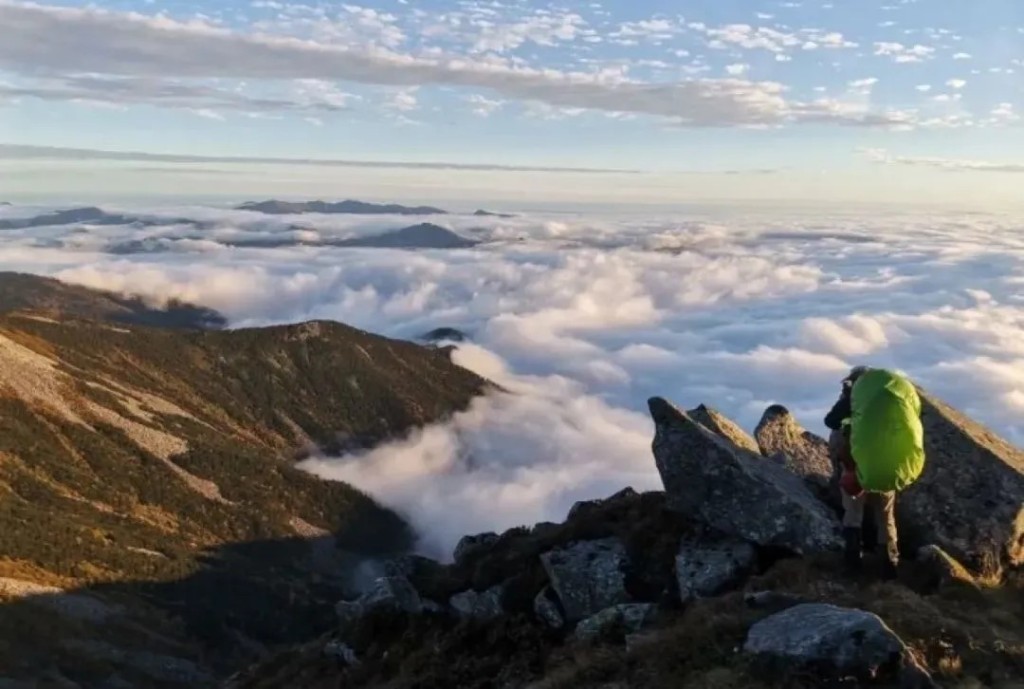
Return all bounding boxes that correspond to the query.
[0,274,489,686]
[0,271,225,328]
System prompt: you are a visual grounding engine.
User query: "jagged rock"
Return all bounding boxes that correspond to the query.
[648,397,841,554]
[676,540,757,602]
[574,604,656,642]
[452,532,499,564]
[917,545,977,590]
[450,585,504,620]
[567,487,639,521]
[531,521,561,537]
[754,405,834,500]
[335,576,423,627]
[534,586,564,629]
[900,392,1024,574]
[688,404,760,453]
[540,538,630,623]
[323,640,359,666]
[744,604,935,688]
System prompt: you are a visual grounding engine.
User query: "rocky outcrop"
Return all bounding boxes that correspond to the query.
[452,532,499,564]
[676,540,757,602]
[540,538,631,623]
[688,404,760,453]
[335,576,423,627]
[900,392,1024,574]
[744,604,935,687]
[534,587,564,629]
[574,604,656,642]
[754,405,834,500]
[450,585,504,620]
[567,487,639,521]
[649,397,841,554]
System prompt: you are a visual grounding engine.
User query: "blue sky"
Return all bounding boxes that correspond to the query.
[0,0,1023,202]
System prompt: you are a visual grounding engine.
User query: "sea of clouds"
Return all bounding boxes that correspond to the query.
[2,201,1022,560]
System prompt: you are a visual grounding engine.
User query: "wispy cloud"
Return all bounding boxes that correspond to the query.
[863,148,1024,173]
[0,144,643,174]
[0,1,912,128]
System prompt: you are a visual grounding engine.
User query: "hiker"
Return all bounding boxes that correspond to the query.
[824,366,926,579]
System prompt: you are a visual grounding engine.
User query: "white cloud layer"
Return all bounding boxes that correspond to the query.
[2,202,1023,558]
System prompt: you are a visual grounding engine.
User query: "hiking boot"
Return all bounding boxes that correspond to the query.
[843,527,862,574]
[880,557,899,581]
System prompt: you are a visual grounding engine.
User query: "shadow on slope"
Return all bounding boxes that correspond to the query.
[0,530,403,689]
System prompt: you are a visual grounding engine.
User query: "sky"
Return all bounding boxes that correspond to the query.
[1,0,1023,204]
[1,201,1022,557]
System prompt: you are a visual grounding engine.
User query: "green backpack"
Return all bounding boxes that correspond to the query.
[845,368,926,492]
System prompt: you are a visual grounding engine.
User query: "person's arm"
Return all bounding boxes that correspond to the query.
[824,393,851,430]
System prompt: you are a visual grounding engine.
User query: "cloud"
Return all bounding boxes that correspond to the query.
[725,63,750,76]
[873,41,935,63]
[864,148,1024,173]
[465,93,504,117]
[946,78,967,89]
[0,1,910,128]
[3,204,1024,555]
[0,144,640,174]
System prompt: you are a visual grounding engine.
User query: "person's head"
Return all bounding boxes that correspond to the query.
[841,365,871,393]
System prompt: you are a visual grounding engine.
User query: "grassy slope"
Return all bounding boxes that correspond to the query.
[0,307,488,685]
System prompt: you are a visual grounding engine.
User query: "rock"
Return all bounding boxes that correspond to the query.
[917,545,977,590]
[744,603,935,688]
[534,586,564,629]
[450,585,504,620]
[688,404,760,453]
[648,397,841,554]
[452,532,499,564]
[323,640,359,666]
[422,327,467,343]
[676,540,757,602]
[754,405,834,501]
[900,392,1024,574]
[540,537,631,623]
[567,487,639,521]
[574,604,656,642]
[335,576,423,627]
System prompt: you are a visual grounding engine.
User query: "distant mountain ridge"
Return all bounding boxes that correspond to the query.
[335,223,478,249]
[237,199,449,215]
[0,206,195,230]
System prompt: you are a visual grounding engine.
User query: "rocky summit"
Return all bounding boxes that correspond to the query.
[225,393,1023,689]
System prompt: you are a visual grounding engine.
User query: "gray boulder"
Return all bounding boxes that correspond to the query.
[323,640,359,666]
[900,392,1024,575]
[450,585,504,620]
[452,532,499,564]
[744,603,934,687]
[648,397,841,554]
[540,537,630,623]
[676,540,757,602]
[754,405,835,502]
[534,586,564,629]
[335,575,423,627]
[574,604,656,643]
[688,404,760,453]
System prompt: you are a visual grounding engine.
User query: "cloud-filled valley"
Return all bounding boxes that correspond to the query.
[2,201,1022,559]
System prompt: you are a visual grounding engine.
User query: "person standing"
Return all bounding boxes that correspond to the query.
[824,366,926,579]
